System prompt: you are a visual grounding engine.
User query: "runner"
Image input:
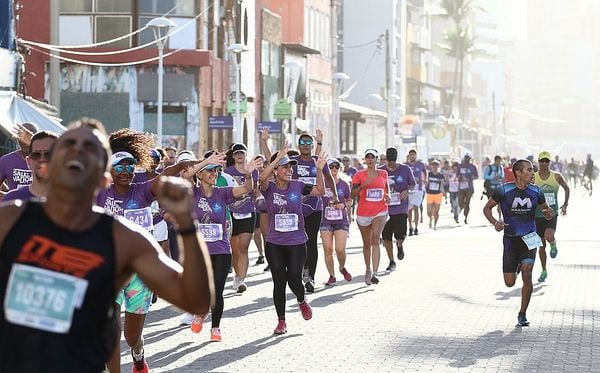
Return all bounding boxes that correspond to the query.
[251,154,267,267]
[0,124,213,372]
[291,133,338,293]
[483,159,554,327]
[0,122,39,196]
[567,158,578,188]
[483,155,505,219]
[447,162,460,223]
[425,160,444,230]
[3,131,58,202]
[259,148,326,334]
[405,149,426,235]
[380,147,415,271]
[341,155,358,222]
[457,153,478,224]
[186,153,260,341]
[224,143,259,294]
[99,129,205,373]
[534,151,570,282]
[351,149,389,285]
[320,158,353,285]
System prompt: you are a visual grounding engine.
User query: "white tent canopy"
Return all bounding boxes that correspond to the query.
[0,91,65,135]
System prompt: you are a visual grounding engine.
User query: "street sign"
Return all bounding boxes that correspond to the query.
[208,116,234,129]
[274,99,292,119]
[227,91,248,114]
[257,121,282,133]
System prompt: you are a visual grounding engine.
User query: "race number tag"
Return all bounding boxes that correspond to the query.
[544,193,556,206]
[389,192,401,205]
[198,224,223,242]
[4,264,88,334]
[274,214,299,232]
[299,177,317,185]
[459,181,470,190]
[522,232,543,251]
[124,207,153,231]
[428,181,441,192]
[324,206,343,220]
[365,188,384,202]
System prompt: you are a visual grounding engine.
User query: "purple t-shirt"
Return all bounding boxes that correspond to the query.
[405,160,427,189]
[3,186,36,202]
[380,163,416,215]
[132,171,159,183]
[96,182,155,231]
[0,150,32,191]
[224,166,258,217]
[458,163,478,191]
[291,155,330,216]
[263,180,308,246]
[193,186,235,255]
[344,166,358,178]
[321,179,351,226]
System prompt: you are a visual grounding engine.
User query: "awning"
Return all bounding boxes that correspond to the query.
[0,91,66,135]
[340,101,387,118]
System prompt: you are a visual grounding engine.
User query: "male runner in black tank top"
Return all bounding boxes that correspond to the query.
[0,125,214,372]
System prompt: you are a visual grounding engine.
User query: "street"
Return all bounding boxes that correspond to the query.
[118,182,599,372]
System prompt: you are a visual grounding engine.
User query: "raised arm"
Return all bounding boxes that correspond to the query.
[150,152,225,196]
[232,158,262,198]
[260,146,288,191]
[259,128,272,161]
[310,151,328,196]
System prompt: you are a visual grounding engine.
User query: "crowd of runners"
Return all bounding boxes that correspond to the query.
[0,120,591,372]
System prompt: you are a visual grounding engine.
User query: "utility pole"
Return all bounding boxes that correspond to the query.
[331,0,339,155]
[385,29,393,148]
[49,0,60,114]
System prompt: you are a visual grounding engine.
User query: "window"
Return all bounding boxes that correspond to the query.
[96,16,131,48]
[60,0,92,12]
[96,0,131,13]
[139,0,195,17]
[261,40,270,75]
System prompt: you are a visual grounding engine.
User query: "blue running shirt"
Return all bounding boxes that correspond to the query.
[491,182,546,237]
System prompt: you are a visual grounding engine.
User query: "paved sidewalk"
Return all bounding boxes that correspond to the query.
[117,183,599,372]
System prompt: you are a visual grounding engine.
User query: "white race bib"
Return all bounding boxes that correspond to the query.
[365,188,384,202]
[124,207,153,231]
[428,182,441,192]
[198,224,223,242]
[274,213,299,232]
[459,181,470,190]
[4,264,88,334]
[299,177,317,185]
[522,232,543,251]
[389,192,401,205]
[324,206,343,220]
[544,193,556,206]
[232,212,252,219]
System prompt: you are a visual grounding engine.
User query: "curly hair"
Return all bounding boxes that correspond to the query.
[108,128,154,170]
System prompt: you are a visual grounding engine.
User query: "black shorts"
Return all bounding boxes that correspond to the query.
[535,216,557,238]
[502,236,537,273]
[231,213,256,236]
[382,213,408,241]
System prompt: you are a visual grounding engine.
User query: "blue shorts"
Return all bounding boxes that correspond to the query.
[116,274,153,314]
[320,223,349,232]
[502,236,536,273]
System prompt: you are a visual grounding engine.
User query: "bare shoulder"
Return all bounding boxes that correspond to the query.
[112,216,162,266]
[0,201,28,245]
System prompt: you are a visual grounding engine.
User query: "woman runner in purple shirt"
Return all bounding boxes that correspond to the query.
[259,147,328,335]
[185,154,261,342]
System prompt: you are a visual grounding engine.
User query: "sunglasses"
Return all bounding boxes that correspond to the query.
[29,150,51,161]
[539,159,550,163]
[329,165,340,169]
[113,164,135,174]
[203,167,222,173]
[299,139,313,145]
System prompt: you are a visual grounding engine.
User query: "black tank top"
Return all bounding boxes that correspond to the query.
[0,202,117,372]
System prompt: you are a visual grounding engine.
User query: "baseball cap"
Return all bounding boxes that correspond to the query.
[327,158,341,167]
[538,151,551,161]
[431,159,440,165]
[149,148,161,159]
[110,151,137,166]
[231,143,247,153]
[276,156,298,168]
[464,152,472,159]
[198,164,222,172]
[176,151,196,163]
[364,149,379,158]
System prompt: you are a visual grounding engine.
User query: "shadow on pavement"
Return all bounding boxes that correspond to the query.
[494,283,547,301]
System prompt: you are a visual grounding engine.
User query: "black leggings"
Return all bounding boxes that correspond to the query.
[265,242,307,320]
[303,211,322,279]
[210,254,231,328]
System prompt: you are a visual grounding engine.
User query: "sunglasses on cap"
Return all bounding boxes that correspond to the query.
[29,150,51,161]
[299,139,313,145]
[113,164,135,174]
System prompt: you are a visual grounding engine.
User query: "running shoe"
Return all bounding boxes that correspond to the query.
[302,266,310,283]
[255,255,265,265]
[386,261,397,272]
[305,278,315,293]
[517,312,530,326]
[365,270,373,285]
[464,218,468,224]
[325,276,336,286]
[371,275,380,284]
[414,228,419,236]
[231,276,240,291]
[210,328,222,342]
[298,300,313,320]
[264,264,270,272]
[397,245,405,260]
[191,314,206,334]
[237,281,247,294]
[340,267,353,281]
[408,228,414,236]
[180,312,193,326]
[538,270,548,283]
[274,320,287,335]
[550,242,558,258]
[131,348,149,373]
[454,216,459,224]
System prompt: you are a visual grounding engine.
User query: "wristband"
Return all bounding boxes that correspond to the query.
[177,223,198,236]
[317,142,323,145]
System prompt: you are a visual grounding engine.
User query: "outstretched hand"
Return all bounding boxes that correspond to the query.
[154,176,194,225]
[315,151,329,170]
